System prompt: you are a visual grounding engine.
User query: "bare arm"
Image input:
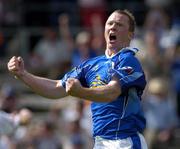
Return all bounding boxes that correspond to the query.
[7,56,67,99]
[17,71,67,99]
[66,78,121,102]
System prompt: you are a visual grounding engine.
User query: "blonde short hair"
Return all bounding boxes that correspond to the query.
[113,9,136,33]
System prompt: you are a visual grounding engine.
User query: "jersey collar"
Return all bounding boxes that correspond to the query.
[105,47,139,58]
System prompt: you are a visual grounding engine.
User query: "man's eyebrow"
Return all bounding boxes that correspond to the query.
[107,20,116,23]
[108,20,123,24]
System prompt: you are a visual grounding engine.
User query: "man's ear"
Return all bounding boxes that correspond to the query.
[128,32,134,40]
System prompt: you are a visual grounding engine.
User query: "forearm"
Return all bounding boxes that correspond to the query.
[77,81,121,102]
[17,71,67,99]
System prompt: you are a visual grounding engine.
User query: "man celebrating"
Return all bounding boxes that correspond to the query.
[8,9,147,149]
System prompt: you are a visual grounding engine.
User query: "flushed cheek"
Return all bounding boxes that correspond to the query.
[104,32,109,41]
[119,31,129,39]
[117,36,127,43]
[119,29,128,34]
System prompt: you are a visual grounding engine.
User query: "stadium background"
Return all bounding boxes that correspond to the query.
[0,0,180,149]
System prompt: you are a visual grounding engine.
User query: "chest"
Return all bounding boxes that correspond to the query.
[85,60,114,87]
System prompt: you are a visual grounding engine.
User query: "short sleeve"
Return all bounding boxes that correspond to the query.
[110,55,146,93]
[61,64,86,88]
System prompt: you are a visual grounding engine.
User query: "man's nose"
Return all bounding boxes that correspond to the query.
[110,23,117,30]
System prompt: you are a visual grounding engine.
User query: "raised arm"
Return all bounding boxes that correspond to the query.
[7,56,67,99]
[66,78,121,102]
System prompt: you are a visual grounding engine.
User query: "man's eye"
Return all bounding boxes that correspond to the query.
[108,22,113,25]
[117,23,122,26]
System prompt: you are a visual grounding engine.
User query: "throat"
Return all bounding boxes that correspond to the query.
[106,49,117,57]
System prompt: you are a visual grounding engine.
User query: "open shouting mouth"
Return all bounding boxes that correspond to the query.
[109,33,117,43]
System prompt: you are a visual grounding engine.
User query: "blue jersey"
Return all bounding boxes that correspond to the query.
[61,47,146,140]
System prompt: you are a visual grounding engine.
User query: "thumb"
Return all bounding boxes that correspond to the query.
[16,57,25,74]
[17,56,24,65]
[17,56,23,62]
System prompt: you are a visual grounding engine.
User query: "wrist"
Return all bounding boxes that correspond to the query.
[73,86,84,98]
[15,70,28,80]
[78,87,88,99]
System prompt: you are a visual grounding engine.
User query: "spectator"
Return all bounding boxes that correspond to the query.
[32,120,63,149]
[30,27,71,78]
[170,40,180,121]
[143,77,178,149]
[0,108,32,149]
[72,31,96,67]
[0,84,18,113]
[68,119,85,149]
[90,14,105,55]
[78,0,107,28]
[58,13,74,73]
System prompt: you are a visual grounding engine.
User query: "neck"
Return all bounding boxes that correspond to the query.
[105,46,124,57]
[105,49,117,57]
[105,42,130,57]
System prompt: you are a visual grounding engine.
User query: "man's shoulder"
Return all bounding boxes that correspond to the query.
[119,48,140,62]
[89,55,106,61]
[83,55,106,65]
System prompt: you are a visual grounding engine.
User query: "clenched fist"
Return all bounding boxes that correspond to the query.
[7,56,25,78]
[66,78,82,96]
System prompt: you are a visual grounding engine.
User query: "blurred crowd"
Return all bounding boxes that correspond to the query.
[0,0,180,149]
